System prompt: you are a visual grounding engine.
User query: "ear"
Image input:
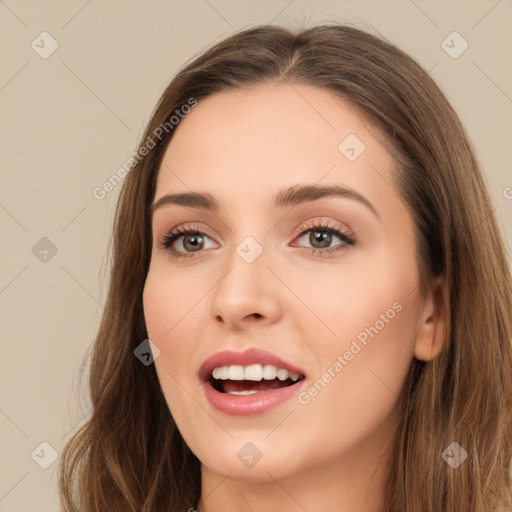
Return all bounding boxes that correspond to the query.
[414,276,448,361]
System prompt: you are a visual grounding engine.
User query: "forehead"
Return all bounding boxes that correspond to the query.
[154,83,397,210]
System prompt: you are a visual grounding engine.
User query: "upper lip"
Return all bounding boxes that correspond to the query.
[199,348,306,382]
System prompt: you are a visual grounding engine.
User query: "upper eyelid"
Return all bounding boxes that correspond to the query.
[161,219,350,237]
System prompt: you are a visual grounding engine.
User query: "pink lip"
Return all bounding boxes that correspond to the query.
[199,348,306,416]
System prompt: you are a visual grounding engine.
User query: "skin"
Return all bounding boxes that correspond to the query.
[142,83,447,512]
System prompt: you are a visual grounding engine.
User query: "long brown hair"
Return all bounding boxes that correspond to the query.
[58,24,512,511]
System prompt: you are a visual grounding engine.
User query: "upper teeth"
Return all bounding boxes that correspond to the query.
[212,364,301,382]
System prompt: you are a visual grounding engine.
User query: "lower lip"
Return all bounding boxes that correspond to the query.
[201,380,305,416]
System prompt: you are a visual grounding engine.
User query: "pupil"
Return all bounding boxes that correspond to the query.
[184,234,202,251]
[311,231,331,248]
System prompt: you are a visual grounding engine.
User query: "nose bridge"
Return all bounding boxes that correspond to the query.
[223,214,270,281]
[209,228,281,327]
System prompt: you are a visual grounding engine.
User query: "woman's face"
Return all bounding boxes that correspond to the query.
[143,83,430,483]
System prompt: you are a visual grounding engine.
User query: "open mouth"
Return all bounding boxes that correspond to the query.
[208,364,306,395]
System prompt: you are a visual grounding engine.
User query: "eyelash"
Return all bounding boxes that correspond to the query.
[159,220,356,260]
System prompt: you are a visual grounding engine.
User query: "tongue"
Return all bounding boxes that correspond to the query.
[221,378,291,393]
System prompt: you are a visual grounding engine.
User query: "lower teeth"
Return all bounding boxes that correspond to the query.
[227,390,260,396]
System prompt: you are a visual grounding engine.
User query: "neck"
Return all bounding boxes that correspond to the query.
[196,422,397,512]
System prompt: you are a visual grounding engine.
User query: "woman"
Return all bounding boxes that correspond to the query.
[59,24,512,511]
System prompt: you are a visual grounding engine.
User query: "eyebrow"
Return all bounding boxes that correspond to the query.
[149,183,379,219]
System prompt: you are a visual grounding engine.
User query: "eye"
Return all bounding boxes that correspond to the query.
[291,220,356,257]
[158,219,356,260]
[159,225,217,259]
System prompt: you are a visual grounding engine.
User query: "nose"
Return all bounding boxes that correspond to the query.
[209,240,282,331]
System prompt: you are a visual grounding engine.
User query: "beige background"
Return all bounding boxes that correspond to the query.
[1,1,511,510]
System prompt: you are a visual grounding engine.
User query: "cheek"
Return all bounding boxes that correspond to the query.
[143,268,206,428]
[292,245,420,410]
[143,262,205,342]
[292,297,418,460]
[288,244,419,349]
[142,266,202,387]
